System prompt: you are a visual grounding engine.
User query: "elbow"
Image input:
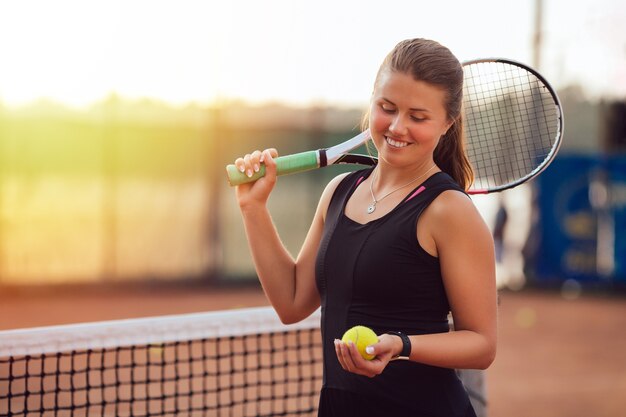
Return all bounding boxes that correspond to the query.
[278,314,299,325]
[476,355,495,370]
[476,344,497,370]
[277,307,316,326]
[276,310,303,325]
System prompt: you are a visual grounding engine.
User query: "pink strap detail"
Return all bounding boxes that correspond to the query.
[355,176,365,187]
[405,186,426,202]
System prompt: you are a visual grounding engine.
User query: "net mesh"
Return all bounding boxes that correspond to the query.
[463,60,562,192]
[0,307,322,417]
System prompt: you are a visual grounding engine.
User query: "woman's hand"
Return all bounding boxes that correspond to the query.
[234,148,279,209]
[334,333,403,378]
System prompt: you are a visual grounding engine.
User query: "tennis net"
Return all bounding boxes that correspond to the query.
[0,307,322,417]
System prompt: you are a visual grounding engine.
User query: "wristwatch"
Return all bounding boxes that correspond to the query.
[386,331,411,358]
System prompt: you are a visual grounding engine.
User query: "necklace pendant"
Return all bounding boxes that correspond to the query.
[367,203,376,214]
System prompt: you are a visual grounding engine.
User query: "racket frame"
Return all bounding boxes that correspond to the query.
[461,58,564,194]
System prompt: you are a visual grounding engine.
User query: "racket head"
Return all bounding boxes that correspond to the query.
[461,58,563,194]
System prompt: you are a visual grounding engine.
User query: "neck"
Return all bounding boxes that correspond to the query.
[373,160,437,191]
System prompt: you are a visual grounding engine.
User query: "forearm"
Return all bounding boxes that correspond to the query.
[406,329,496,370]
[239,205,300,320]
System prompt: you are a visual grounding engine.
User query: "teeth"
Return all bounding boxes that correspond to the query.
[385,137,409,148]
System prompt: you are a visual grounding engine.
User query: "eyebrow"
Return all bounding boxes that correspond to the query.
[381,98,431,113]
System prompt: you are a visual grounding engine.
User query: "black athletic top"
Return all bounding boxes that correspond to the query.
[315,168,476,417]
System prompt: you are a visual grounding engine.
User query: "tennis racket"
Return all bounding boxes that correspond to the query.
[225,58,563,194]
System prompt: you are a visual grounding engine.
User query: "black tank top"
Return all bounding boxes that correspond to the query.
[315,168,474,416]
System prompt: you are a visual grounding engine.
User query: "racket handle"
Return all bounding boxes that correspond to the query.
[225,150,320,186]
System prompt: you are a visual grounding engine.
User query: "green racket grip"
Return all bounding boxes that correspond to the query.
[225,150,320,186]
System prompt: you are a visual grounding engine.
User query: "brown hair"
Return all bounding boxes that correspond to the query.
[368,38,473,190]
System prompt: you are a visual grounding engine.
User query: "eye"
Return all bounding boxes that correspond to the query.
[380,103,395,113]
[410,112,430,122]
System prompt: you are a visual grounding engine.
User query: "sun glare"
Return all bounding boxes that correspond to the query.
[0,1,226,107]
[0,0,623,108]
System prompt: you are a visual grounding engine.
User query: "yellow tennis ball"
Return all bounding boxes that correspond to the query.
[341,325,378,360]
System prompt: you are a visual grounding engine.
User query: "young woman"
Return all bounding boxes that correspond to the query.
[232,38,497,417]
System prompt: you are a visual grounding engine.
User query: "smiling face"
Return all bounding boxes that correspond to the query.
[369,69,452,170]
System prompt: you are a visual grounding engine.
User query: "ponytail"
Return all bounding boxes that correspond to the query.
[433,118,473,190]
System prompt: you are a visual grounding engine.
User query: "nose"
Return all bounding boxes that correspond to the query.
[389,115,407,135]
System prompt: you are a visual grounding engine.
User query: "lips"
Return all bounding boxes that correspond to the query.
[385,136,410,148]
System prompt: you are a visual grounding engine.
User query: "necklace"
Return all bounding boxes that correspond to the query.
[367,164,437,214]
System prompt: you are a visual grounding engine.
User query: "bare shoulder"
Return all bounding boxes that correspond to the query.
[424,189,492,242]
[319,172,352,221]
[428,189,477,218]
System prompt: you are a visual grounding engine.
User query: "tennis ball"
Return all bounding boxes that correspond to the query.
[341,325,378,360]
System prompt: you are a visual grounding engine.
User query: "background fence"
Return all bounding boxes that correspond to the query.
[1,96,624,291]
[0,100,364,285]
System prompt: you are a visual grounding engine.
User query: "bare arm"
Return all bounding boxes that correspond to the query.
[235,149,347,324]
[336,190,497,376]
[410,190,497,370]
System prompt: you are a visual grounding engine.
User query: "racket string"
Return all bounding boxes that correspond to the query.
[463,61,561,192]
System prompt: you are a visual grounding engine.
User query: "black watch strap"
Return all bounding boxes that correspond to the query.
[386,331,411,358]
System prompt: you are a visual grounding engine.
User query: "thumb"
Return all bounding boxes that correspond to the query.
[365,339,384,357]
[367,336,399,358]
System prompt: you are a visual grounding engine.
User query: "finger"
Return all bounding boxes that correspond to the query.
[349,342,370,367]
[342,342,358,371]
[375,334,403,360]
[364,339,386,360]
[242,154,252,177]
[334,339,348,370]
[337,341,351,370]
[347,342,379,378]
[234,157,246,174]
[259,148,277,163]
[250,150,263,173]
[263,149,277,180]
[243,153,261,178]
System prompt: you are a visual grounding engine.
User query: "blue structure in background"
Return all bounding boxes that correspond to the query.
[608,156,626,281]
[530,154,626,288]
